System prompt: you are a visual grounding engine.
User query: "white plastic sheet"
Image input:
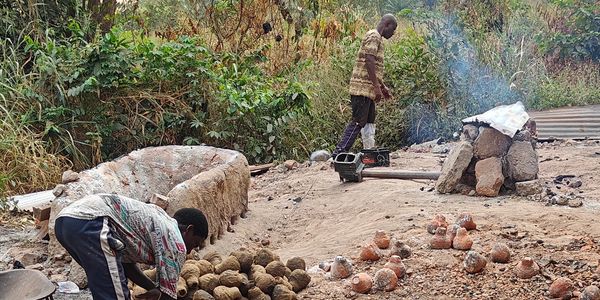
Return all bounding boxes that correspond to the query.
[462,101,530,138]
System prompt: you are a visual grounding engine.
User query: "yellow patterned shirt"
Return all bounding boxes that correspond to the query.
[349,29,385,100]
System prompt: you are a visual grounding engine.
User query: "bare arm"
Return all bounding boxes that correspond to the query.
[123,263,156,290]
[366,54,383,102]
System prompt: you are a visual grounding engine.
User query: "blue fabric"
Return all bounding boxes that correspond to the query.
[55,217,131,300]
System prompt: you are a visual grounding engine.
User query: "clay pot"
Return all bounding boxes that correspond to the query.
[430,227,452,249]
[350,273,373,294]
[374,230,391,249]
[331,256,353,279]
[490,243,511,263]
[360,243,382,261]
[426,214,448,234]
[390,240,412,259]
[383,256,406,279]
[580,285,600,300]
[549,277,574,299]
[373,268,398,292]
[515,257,540,279]
[456,213,476,230]
[463,251,487,274]
[446,224,461,242]
[452,228,473,250]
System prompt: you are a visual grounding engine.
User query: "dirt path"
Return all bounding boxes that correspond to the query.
[204,141,600,299]
[1,142,599,299]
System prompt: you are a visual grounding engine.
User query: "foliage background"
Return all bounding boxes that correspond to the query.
[1,0,599,198]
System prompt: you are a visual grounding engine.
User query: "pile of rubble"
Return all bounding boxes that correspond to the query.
[436,120,539,197]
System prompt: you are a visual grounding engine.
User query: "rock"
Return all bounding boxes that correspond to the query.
[50,274,68,283]
[568,199,583,208]
[61,170,80,183]
[68,261,87,288]
[52,184,67,197]
[513,130,533,142]
[515,180,542,196]
[284,160,298,170]
[16,252,44,266]
[475,157,504,197]
[580,286,600,300]
[568,179,583,188]
[436,142,473,194]
[432,144,451,154]
[310,150,330,162]
[556,196,569,206]
[261,239,271,246]
[490,243,511,263]
[515,257,540,279]
[506,141,539,181]
[463,251,487,274]
[473,127,512,159]
[549,277,574,299]
[26,263,44,270]
[462,124,479,141]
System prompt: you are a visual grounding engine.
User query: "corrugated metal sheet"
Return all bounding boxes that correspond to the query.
[529,105,600,140]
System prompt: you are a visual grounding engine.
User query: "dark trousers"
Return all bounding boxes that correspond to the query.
[332,95,376,157]
[55,216,131,300]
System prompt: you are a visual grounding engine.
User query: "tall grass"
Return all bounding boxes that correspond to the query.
[0,39,67,200]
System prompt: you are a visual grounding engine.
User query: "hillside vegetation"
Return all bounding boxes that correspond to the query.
[1,0,598,198]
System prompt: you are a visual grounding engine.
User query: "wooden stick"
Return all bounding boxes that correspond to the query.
[362,170,441,180]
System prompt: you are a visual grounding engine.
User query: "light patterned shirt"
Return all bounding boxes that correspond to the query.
[57,194,186,299]
[348,29,385,100]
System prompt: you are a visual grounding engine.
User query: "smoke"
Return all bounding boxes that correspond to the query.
[426,15,522,116]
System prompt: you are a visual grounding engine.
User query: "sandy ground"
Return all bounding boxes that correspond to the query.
[1,141,599,299]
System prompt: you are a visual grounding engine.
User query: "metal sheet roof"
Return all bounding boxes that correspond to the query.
[529,105,600,140]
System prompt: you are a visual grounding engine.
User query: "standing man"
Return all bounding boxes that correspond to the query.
[55,193,209,300]
[331,14,397,159]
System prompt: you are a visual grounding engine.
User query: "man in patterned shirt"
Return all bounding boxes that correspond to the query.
[331,14,397,159]
[55,193,209,300]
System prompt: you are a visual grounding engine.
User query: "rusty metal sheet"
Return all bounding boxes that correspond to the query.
[529,105,600,140]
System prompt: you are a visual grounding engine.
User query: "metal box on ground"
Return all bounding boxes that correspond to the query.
[333,152,364,182]
[361,148,390,168]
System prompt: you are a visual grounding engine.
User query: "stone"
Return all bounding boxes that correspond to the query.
[462,124,479,141]
[568,179,583,188]
[580,286,600,300]
[50,274,68,283]
[549,277,574,299]
[52,184,67,197]
[432,144,451,154]
[310,150,330,162]
[506,141,539,181]
[149,193,169,210]
[515,180,542,196]
[49,146,250,256]
[26,263,44,270]
[284,160,299,170]
[475,157,504,197]
[568,199,583,208]
[473,127,512,159]
[61,170,80,184]
[16,252,44,266]
[556,196,569,206]
[69,261,87,288]
[463,251,487,274]
[436,142,473,194]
